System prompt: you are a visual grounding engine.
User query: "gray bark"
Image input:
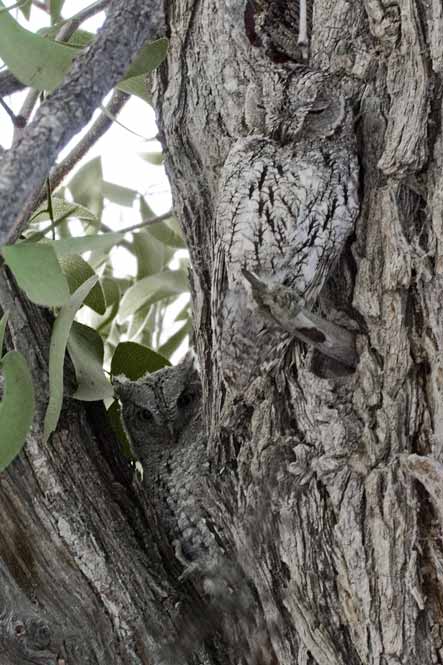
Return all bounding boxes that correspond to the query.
[0,0,441,664]
[154,0,441,663]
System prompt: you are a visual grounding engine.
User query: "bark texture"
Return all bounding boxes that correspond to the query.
[0,0,442,664]
[154,0,443,663]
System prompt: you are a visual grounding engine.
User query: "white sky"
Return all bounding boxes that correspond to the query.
[0,1,189,358]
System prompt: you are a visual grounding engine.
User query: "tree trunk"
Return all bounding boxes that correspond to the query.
[155,0,441,663]
[1,1,441,664]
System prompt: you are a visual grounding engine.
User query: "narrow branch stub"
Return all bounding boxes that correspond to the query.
[297,0,309,59]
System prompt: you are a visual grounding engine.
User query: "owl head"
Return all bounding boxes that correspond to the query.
[113,353,201,459]
[246,67,346,143]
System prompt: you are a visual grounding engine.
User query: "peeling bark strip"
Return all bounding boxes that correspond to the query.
[0,0,164,246]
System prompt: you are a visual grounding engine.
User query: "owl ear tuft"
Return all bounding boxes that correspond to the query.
[112,374,132,401]
[180,350,199,373]
[179,351,201,394]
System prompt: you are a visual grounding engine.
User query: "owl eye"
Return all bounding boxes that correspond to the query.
[177,392,192,409]
[137,408,154,423]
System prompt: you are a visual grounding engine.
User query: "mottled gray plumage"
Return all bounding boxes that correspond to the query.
[114,359,263,662]
[113,354,267,665]
[213,62,359,384]
[114,355,220,568]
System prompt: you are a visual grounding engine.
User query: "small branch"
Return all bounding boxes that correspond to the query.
[12,89,40,143]
[108,211,172,235]
[54,0,111,42]
[0,97,26,128]
[0,71,25,98]
[0,0,164,246]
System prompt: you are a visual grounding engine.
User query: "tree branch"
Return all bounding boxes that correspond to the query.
[0,70,25,99]
[54,0,111,41]
[0,0,164,246]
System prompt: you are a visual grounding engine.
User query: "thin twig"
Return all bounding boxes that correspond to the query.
[55,0,110,42]
[0,97,17,122]
[12,89,40,143]
[297,0,308,47]
[105,211,173,235]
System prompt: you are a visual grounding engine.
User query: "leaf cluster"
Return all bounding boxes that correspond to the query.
[0,1,191,469]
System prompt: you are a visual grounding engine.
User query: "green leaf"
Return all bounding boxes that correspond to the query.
[46,232,125,258]
[18,0,31,20]
[103,181,138,208]
[145,217,185,249]
[140,196,156,219]
[118,270,188,321]
[127,301,153,341]
[86,276,120,332]
[132,226,175,278]
[111,341,170,380]
[43,275,98,443]
[49,0,64,23]
[63,28,93,48]
[67,322,113,401]
[138,151,164,166]
[101,276,120,307]
[107,400,132,457]
[117,75,150,103]
[2,243,70,307]
[116,38,168,102]
[58,255,106,315]
[30,197,97,226]
[0,0,77,90]
[0,351,35,472]
[68,157,104,219]
[121,38,168,81]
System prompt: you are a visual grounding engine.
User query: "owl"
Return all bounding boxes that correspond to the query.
[113,356,220,567]
[113,353,201,462]
[213,64,359,384]
[114,359,276,662]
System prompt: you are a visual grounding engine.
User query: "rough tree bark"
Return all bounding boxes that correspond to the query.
[0,1,441,664]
